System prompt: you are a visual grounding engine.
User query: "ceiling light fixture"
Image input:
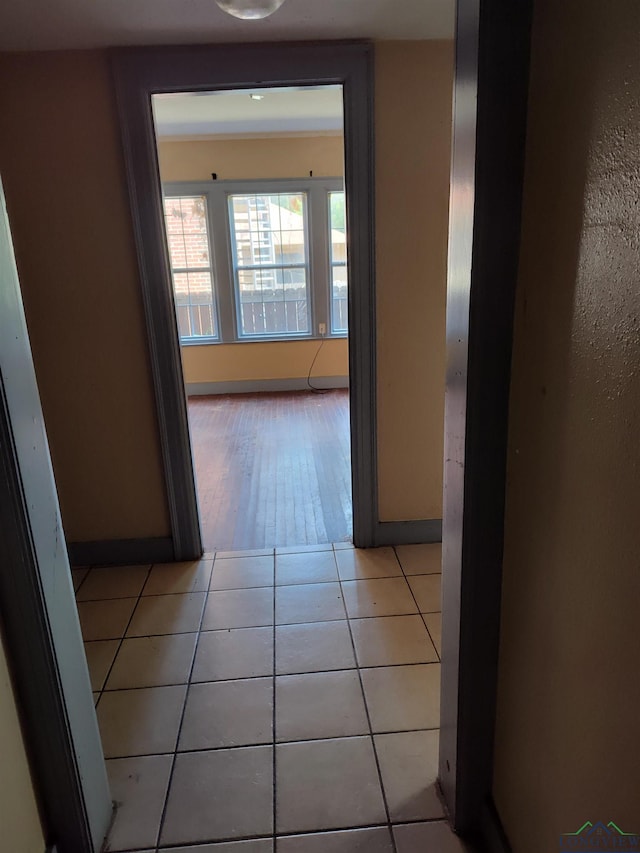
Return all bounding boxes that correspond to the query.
[215,0,286,20]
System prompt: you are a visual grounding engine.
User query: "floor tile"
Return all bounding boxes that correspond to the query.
[143,559,213,595]
[192,627,273,682]
[276,543,333,555]
[278,827,393,852]
[276,583,346,625]
[276,670,369,742]
[275,551,339,586]
[127,592,206,636]
[77,598,137,641]
[360,664,440,732]
[179,678,273,750]
[393,821,471,853]
[276,737,386,834]
[349,615,438,667]
[394,543,442,576]
[341,578,417,619]
[275,621,356,675]
[161,842,273,853]
[72,566,89,592]
[335,547,402,580]
[202,587,274,630]
[161,747,273,845]
[408,575,442,613]
[210,555,274,591]
[97,685,186,758]
[333,541,354,550]
[76,565,149,601]
[424,612,442,657]
[83,640,119,691]
[106,633,198,690]
[105,754,172,851]
[375,730,444,822]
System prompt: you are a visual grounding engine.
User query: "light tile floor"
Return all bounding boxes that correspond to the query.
[74,543,471,852]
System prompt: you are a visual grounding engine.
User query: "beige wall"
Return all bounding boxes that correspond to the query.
[0,41,452,540]
[183,339,348,384]
[0,52,170,542]
[158,135,344,182]
[493,1,640,847]
[375,42,452,520]
[158,134,349,386]
[0,628,45,853]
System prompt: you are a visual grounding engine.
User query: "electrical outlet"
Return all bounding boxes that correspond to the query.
[318,323,327,336]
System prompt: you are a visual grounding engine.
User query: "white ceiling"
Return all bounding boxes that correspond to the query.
[0,0,454,52]
[153,85,344,138]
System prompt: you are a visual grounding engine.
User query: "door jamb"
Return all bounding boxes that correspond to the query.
[439,0,533,841]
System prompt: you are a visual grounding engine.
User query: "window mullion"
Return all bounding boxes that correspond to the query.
[208,184,237,343]
[309,182,330,336]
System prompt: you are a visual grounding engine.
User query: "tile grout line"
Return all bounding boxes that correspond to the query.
[96,658,443,697]
[272,551,278,852]
[103,725,442,761]
[153,554,216,852]
[152,814,451,851]
[73,566,91,597]
[86,564,154,707]
[335,553,399,853]
[77,578,442,603]
[393,547,442,663]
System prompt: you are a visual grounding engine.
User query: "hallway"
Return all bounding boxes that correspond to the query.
[74,542,465,852]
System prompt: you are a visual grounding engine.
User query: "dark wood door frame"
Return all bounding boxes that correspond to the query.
[111,41,377,558]
[439,0,533,845]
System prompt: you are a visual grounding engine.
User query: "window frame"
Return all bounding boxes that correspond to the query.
[162,193,219,343]
[162,177,346,345]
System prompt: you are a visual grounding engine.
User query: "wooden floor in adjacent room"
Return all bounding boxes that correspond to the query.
[188,390,352,552]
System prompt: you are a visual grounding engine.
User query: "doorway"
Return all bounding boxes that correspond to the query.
[150,84,352,551]
[112,41,378,560]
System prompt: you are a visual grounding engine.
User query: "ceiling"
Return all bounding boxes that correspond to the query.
[153,85,344,138]
[0,0,454,52]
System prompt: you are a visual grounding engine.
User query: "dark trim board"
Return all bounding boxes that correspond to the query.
[476,799,512,853]
[112,41,378,556]
[186,377,349,396]
[67,537,174,568]
[439,0,532,837]
[374,519,442,547]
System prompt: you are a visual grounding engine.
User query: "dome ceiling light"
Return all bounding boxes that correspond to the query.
[214,0,286,20]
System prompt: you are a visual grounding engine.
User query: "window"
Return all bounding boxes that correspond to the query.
[329,191,348,333]
[162,178,346,343]
[229,193,310,337]
[163,195,217,340]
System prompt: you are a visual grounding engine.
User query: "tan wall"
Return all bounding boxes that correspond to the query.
[158,135,344,182]
[182,339,348,384]
[0,41,452,540]
[493,1,640,847]
[0,52,170,542]
[157,134,349,386]
[375,42,452,520]
[0,628,45,853]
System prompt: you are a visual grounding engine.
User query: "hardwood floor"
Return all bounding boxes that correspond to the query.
[187,390,352,552]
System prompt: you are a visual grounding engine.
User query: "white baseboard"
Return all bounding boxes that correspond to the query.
[185,376,349,396]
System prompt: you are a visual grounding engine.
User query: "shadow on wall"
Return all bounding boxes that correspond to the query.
[495,0,640,844]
